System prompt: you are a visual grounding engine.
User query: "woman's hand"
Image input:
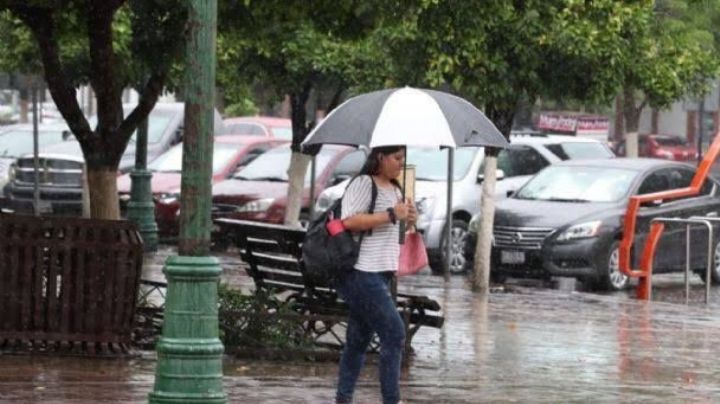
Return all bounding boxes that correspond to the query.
[394,200,409,221]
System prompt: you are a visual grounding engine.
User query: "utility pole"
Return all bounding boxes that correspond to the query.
[149,0,225,402]
[126,115,159,251]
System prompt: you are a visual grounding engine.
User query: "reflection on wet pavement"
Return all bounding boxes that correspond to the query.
[3,247,720,403]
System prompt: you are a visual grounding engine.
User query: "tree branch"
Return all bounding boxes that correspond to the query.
[116,72,166,147]
[87,1,124,132]
[13,6,92,140]
[326,84,345,113]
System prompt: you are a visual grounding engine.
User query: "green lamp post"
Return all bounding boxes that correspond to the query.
[149,0,225,402]
[126,116,159,251]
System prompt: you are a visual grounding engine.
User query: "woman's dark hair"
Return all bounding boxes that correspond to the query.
[360,145,404,175]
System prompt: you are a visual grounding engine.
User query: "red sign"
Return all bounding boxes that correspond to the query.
[537,113,609,135]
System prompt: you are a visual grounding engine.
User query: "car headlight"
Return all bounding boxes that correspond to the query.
[415,196,435,221]
[237,198,274,213]
[468,214,481,234]
[7,163,15,182]
[556,221,602,241]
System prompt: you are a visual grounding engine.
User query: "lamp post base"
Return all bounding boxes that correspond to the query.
[127,169,159,251]
[149,256,226,403]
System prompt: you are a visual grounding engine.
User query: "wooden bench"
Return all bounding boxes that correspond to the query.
[214,218,444,355]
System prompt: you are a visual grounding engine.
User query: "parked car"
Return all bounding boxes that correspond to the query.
[3,103,224,216]
[464,158,720,291]
[314,134,616,274]
[117,135,287,235]
[614,134,697,161]
[211,144,365,227]
[0,123,71,189]
[223,116,292,140]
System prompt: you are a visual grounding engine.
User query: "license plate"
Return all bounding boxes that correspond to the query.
[501,250,525,264]
[36,200,52,214]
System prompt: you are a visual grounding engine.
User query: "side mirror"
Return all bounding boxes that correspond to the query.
[506,190,515,198]
[477,169,506,183]
[332,174,351,186]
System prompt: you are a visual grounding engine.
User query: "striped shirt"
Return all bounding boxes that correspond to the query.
[341,175,402,273]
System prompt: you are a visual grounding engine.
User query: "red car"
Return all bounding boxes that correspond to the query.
[211,144,366,225]
[614,134,698,161]
[223,116,292,140]
[118,135,287,235]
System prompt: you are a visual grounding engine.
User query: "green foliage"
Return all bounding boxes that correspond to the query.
[217,283,313,350]
[224,100,259,118]
[127,0,186,90]
[217,0,398,141]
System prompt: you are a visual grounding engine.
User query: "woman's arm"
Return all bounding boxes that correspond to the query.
[342,211,393,232]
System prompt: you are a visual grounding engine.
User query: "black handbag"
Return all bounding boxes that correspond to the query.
[301,176,378,286]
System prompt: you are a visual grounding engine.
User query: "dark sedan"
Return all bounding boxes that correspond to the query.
[465,158,720,291]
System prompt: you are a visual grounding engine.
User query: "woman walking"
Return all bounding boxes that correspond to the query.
[335,145,417,404]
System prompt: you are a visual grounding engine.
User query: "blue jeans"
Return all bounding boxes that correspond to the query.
[335,270,406,404]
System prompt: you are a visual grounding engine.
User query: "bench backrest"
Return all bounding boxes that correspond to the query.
[216,219,308,294]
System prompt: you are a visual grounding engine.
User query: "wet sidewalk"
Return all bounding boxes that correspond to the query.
[3,247,720,403]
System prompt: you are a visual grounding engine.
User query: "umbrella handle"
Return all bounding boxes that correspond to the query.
[399,220,406,244]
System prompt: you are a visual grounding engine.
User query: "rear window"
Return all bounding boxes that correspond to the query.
[545,142,614,160]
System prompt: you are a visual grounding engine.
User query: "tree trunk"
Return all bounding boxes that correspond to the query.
[284,87,312,226]
[19,89,29,123]
[473,104,515,293]
[86,167,120,219]
[614,94,624,142]
[622,86,642,134]
[472,153,497,294]
[284,152,312,227]
[622,86,644,158]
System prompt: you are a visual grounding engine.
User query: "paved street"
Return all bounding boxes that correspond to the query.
[2,247,720,403]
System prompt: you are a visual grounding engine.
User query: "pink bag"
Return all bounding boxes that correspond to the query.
[398,232,428,276]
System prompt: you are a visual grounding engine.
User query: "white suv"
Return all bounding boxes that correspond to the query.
[313,134,615,274]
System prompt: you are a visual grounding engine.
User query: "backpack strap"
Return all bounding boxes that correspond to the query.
[363,175,379,237]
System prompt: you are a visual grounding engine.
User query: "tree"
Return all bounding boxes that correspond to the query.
[0,0,186,219]
[555,0,720,135]
[217,0,400,226]
[381,1,695,291]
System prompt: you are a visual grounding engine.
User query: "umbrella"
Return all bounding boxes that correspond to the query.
[301,86,508,273]
[302,87,508,150]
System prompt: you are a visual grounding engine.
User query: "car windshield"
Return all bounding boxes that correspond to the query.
[149,143,243,174]
[654,136,686,147]
[407,148,477,181]
[0,129,68,157]
[544,142,614,160]
[514,165,638,202]
[88,111,173,144]
[234,146,333,184]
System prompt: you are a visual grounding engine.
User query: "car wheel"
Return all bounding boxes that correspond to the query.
[429,219,469,275]
[698,237,720,284]
[594,241,629,291]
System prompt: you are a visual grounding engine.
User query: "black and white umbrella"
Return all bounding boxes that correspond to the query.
[302,87,507,274]
[302,87,508,150]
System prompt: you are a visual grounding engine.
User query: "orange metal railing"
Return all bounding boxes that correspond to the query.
[619,131,720,299]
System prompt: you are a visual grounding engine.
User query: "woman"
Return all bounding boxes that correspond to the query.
[335,145,417,404]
